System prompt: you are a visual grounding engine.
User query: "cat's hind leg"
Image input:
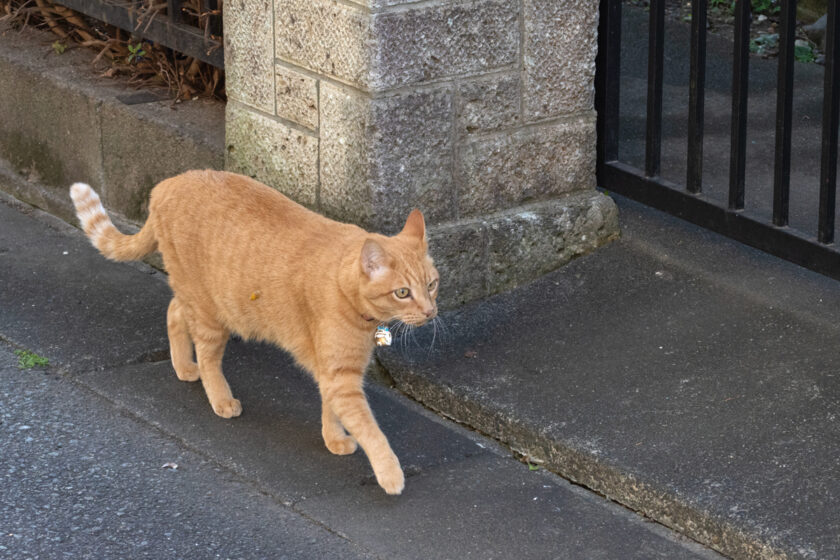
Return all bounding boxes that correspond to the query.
[190,316,241,419]
[167,297,199,382]
[321,403,358,455]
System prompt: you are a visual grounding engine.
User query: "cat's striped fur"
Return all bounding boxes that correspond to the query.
[70,170,439,495]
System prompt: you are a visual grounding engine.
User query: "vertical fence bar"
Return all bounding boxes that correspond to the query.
[773,0,795,227]
[205,0,222,38]
[819,1,840,244]
[167,0,182,23]
[645,0,665,178]
[596,0,622,175]
[729,0,751,210]
[686,0,707,194]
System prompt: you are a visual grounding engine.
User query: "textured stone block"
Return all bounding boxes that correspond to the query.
[224,0,274,113]
[457,115,597,217]
[372,0,519,89]
[428,220,488,309]
[522,0,598,120]
[319,83,373,225]
[367,88,456,232]
[225,103,318,207]
[274,0,372,88]
[456,73,520,136]
[275,0,518,91]
[275,65,319,130]
[486,191,619,292]
[320,84,456,232]
[426,191,619,308]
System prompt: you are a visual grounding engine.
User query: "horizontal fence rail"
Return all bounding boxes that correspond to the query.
[596,0,840,282]
[53,0,223,68]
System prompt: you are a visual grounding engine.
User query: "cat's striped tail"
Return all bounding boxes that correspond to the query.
[69,182,157,261]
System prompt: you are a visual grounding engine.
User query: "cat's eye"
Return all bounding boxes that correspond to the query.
[428,279,438,292]
[394,287,411,299]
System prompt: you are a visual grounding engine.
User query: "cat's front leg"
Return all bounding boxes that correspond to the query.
[319,370,404,495]
[321,403,358,455]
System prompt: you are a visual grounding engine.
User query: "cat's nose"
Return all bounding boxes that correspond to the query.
[423,307,436,318]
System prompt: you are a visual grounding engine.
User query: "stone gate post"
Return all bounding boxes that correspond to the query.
[224,0,618,307]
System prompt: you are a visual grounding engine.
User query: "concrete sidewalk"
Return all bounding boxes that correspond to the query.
[0,185,719,558]
[382,194,840,560]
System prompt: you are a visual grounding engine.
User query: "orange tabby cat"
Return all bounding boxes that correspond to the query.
[69,170,439,495]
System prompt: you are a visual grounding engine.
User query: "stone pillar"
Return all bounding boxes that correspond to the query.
[224,0,618,308]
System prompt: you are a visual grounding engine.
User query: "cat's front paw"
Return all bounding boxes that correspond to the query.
[212,398,242,418]
[324,435,358,456]
[374,458,405,495]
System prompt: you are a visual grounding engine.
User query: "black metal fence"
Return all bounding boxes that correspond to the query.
[53,0,223,68]
[596,0,840,280]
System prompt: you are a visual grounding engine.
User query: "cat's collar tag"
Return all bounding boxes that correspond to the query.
[375,326,392,347]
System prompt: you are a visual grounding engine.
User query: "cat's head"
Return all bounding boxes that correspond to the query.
[359,210,439,326]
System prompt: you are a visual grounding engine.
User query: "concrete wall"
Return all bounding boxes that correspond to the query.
[0,22,224,227]
[225,0,619,308]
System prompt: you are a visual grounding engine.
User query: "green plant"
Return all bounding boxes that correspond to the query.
[750,33,778,55]
[52,40,66,54]
[127,42,147,64]
[751,0,780,16]
[710,0,779,16]
[795,42,816,63]
[14,349,49,369]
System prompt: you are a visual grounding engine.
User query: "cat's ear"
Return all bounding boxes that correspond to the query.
[360,239,390,280]
[399,209,426,241]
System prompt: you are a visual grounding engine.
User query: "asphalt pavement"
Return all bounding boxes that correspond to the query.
[0,185,720,559]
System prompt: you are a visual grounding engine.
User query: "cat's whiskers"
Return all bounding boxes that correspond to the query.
[434,315,450,344]
[400,321,414,353]
[401,320,419,353]
[428,316,438,356]
[383,314,448,356]
[387,319,407,352]
[430,316,449,355]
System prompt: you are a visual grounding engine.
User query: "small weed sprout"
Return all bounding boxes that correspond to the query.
[127,42,147,64]
[14,349,50,369]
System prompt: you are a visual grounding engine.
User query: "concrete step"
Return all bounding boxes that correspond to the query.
[380,194,840,560]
